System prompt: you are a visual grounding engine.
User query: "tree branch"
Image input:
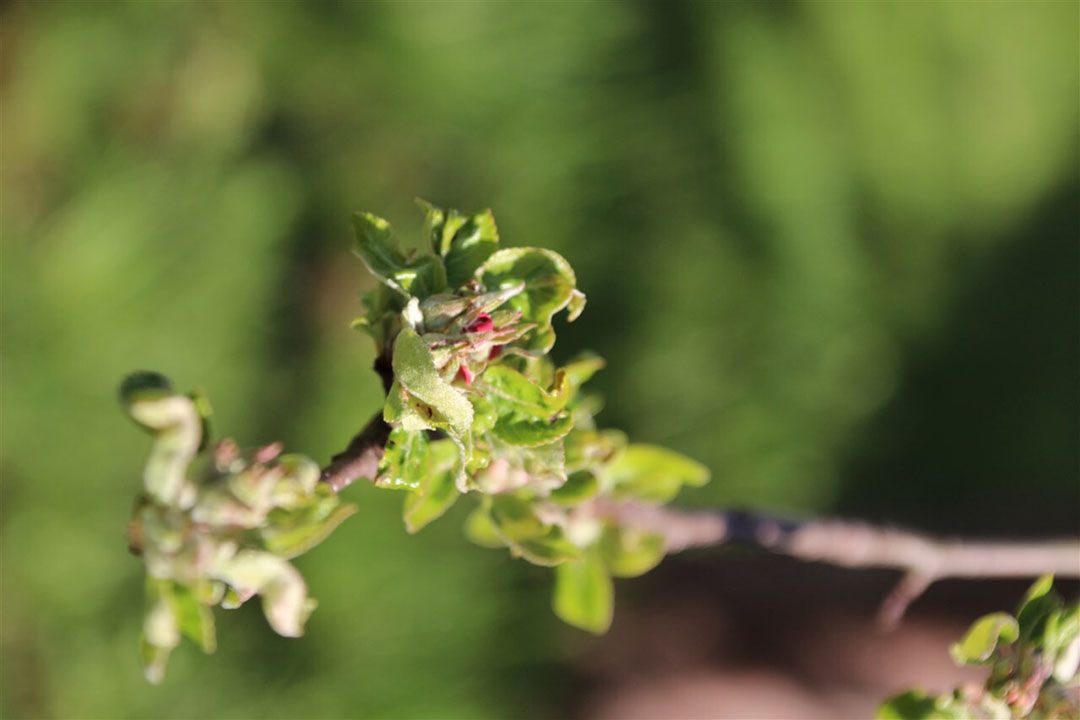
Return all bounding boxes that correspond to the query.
[320,358,1079,625]
[593,500,1080,627]
[320,412,390,492]
[318,353,393,492]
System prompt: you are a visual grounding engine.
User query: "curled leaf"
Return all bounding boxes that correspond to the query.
[949,612,1019,665]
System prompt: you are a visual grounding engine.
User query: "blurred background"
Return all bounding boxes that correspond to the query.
[2,2,1077,718]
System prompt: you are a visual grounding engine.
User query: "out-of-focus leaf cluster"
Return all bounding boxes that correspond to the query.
[356,203,709,634]
[120,372,356,683]
[879,576,1079,720]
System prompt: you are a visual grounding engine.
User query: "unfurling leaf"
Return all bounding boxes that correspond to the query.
[212,550,314,638]
[122,375,356,684]
[120,372,202,508]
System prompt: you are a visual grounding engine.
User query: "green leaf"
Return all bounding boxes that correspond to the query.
[263,498,358,559]
[493,414,574,448]
[419,293,472,331]
[353,211,447,299]
[564,429,626,473]
[470,394,497,435]
[516,325,556,354]
[403,439,462,533]
[353,285,404,352]
[392,255,446,300]
[485,496,579,564]
[489,495,549,541]
[377,427,430,491]
[549,471,600,505]
[170,583,217,654]
[392,328,473,437]
[1016,574,1062,644]
[141,577,181,684]
[877,691,954,720]
[566,289,586,321]
[352,212,407,290]
[139,637,173,686]
[553,550,613,634]
[446,210,500,288]
[511,527,581,566]
[1044,603,1080,682]
[478,247,577,329]
[598,525,666,578]
[418,199,465,255]
[464,504,505,549]
[418,201,501,288]
[562,353,606,392]
[949,612,1019,665]
[482,365,573,447]
[604,444,710,502]
[482,365,570,416]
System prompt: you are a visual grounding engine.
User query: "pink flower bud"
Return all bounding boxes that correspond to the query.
[458,364,475,386]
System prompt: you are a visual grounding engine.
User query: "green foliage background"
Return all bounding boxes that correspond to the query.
[2,2,1076,718]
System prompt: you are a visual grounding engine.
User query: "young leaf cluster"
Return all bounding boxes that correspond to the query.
[120,372,355,683]
[353,202,709,633]
[879,576,1079,720]
[118,202,710,682]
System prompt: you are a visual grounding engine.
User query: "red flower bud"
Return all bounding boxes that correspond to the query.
[465,313,494,334]
[488,345,503,360]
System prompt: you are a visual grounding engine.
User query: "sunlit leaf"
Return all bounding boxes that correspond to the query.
[493,414,574,448]
[478,247,576,329]
[352,212,407,291]
[377,427,430,491]
[482,365,570,417]
[1017,573,1062,644]
[949,612,1019,665]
